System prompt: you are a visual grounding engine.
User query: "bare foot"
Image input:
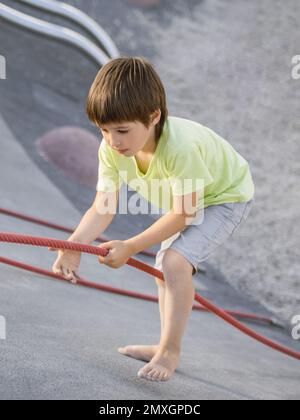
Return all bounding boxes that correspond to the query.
[118,344,159,362]
[137,348,180,382]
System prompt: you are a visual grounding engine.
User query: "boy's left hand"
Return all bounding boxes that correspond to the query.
[98,240,133,269]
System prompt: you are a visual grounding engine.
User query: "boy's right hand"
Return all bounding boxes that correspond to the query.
[49,247,81,284]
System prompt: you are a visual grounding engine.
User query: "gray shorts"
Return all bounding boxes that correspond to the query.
[154,198,255,275]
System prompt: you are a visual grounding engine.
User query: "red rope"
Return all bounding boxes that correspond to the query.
[0,207,156,258]
[0,209,272,323]
[0,231,299,361]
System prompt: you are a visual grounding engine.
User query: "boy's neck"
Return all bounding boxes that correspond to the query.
[136,127,157,157]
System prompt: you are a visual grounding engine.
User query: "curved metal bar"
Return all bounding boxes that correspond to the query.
[19,0,120,58]
[0,2,111,66]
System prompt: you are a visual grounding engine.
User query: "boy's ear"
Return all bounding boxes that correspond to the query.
[151,109,161,125]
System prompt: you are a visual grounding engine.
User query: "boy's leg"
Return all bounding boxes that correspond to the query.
[158,249,195,352]
[138,249,195,381]
[117,276,166,362]
[155,276,166,338]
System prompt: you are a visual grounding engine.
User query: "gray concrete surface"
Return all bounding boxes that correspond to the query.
[112,0,300,324]
[0,0,299,400]
[0,0,299,324]
[0,110,299,400]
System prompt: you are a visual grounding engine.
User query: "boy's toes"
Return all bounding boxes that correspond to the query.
[145,369,157,380]
[137,363,153,378]
[149,369,161,381]
[158,370,168,381]
[161,371,169,381]
[138,365,165,381]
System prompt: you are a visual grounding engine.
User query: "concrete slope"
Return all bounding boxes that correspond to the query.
[0,114,299,400]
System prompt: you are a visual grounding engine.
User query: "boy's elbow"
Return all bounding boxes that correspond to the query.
[172,190,201,219]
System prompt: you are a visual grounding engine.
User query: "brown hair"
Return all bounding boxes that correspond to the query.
[86,56,168,143]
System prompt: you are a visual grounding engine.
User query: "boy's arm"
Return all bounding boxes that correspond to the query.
[67,190,119,245]
[125,190,201,255]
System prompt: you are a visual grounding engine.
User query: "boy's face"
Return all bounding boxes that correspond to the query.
[98,110,161,157]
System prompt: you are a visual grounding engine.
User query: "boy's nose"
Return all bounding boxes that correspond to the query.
[111,141,122,150]
[107,135,117,145]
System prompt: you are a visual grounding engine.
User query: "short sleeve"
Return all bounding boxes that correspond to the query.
[96,141,123,192]
[167,143,214,196]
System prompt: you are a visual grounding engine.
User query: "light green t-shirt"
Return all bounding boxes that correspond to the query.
[96,116,255,212]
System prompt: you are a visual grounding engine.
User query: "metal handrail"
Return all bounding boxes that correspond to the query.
[18,0,119,58]
[0,2,119,66]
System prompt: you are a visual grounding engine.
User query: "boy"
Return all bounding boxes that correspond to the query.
[51,56,255,382]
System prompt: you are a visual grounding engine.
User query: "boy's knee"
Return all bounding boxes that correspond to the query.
[162,249,194,279]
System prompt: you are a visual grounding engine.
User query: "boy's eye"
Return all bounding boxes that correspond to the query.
[100,129,128,134]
